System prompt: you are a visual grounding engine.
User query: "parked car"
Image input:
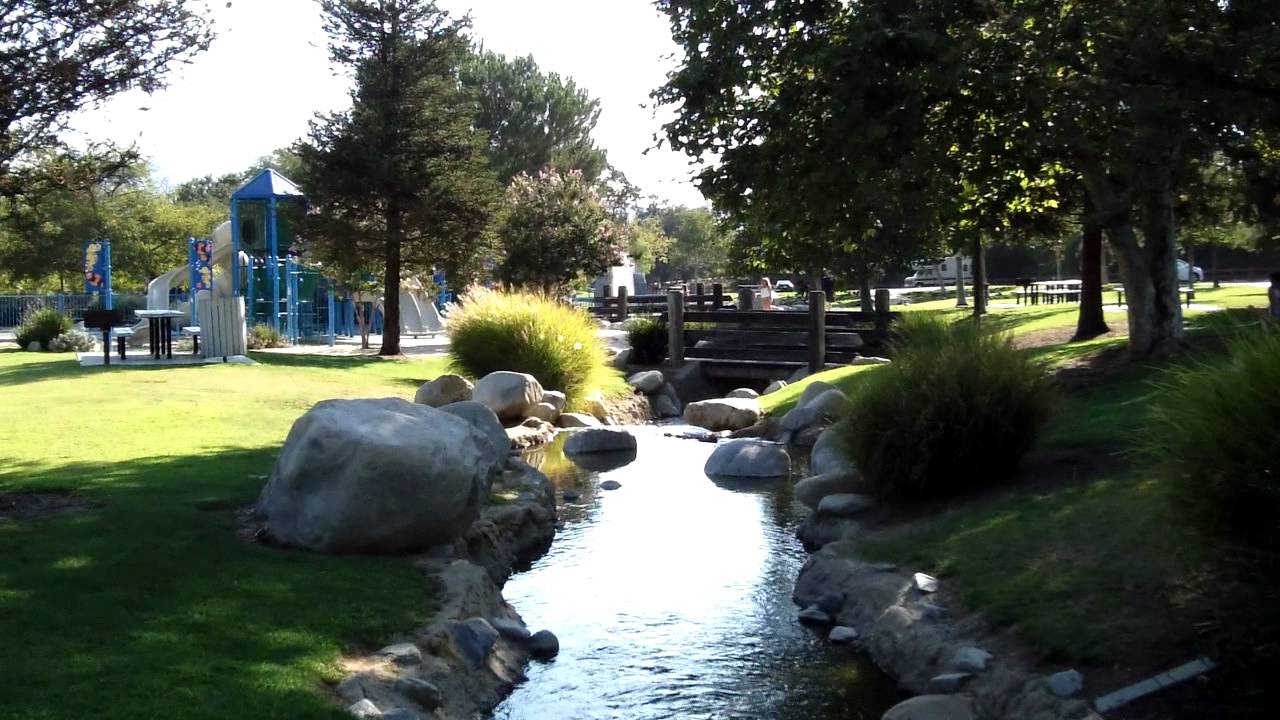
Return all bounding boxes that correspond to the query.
[1177,259,1204,282]
[774,280,795,292]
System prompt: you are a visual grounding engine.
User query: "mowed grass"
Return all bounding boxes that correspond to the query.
[758,364,884,417]
[0,349,452,720]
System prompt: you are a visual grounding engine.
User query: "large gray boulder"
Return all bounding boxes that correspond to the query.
[794,381,838,409]
[704,439,791,479]
[564,428,637,455]
[541,390,568,414]
[256,398,500,553]
[473,371,544,420]
[810,423,854,477]
[526,402,560,423]
[727,387,759,399]
[763,380,788,396]
[780,386,851,432]
[684,397,761,431]
[881,695,974,720]
[558,412,602,428]
[439,400,511,461]
[414,374,473,407]
[794,472,863,510]
[626,370,665,394]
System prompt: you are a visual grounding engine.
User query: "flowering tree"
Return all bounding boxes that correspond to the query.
[498,169,622,292]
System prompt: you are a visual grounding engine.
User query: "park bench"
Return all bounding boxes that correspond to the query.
[183,326,202,355]
[82,309,131,365]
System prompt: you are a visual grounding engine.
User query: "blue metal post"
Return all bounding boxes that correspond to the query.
[103,240,113,310]
[187,237,197,325]
[327,290,336,346]
[285,256,297,343]
[267,197,280,333]
[230,200,241,297]
[246,258,256,325]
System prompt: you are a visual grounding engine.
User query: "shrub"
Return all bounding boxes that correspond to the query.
[15,308,72,351]
[1143,327,1280,551]
[48,329,96,353]
[625,316,667,365]
[839,313,1053,500]
[247,323,287,350]
[447,287,608,402]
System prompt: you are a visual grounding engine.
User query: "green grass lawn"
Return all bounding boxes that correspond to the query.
[758,364,884,417]
[0,349,453,720]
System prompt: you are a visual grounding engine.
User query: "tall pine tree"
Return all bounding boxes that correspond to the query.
[299,0,499,355]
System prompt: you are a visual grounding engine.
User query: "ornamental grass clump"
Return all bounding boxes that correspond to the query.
[840,313,1053,500]
[1143,326,1280,552]
[447,287,608,403]
[625,316,667,364]
[16,308,72,351]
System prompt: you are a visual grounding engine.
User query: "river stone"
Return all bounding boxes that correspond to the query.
[1046,669,1084,698]
[829,626,859,644]
[683,397,761,431]
[816,590,845,614]
[526,402,560,423]
[600,480,622,491]
[798,605,832,625]
[376,642,422,666]
[658,382,682,411]
[561,488,581,501]
[414,374,473,407]
[913,573,939,593]
[565,428,637,454]
[627,370,665,394]
[795,472,863,510]
[582,392,610,421]
[507,417,556,450]
[810,424,854,477]
[704,439,791,479]
[806,388,852,418]
[473,371,544,420]
[439,400,511,462]
[490,618,531,641]
[570,450,636,473]
[558,412,601,428]
[927,672,971,694]
[26,340,42,352]
[541,390,568,413]
[393,677,443,710]
[348,699,382,718]
[794,381,838,410]
[817,493,876,517]
[449,617,499,670]
[256,399,497,553]
[763,380,788,396]
[528,630,560,659]
[727,387,759,399]
[881,695,975,720]
[651,394,681,419]
[951,646,993,674]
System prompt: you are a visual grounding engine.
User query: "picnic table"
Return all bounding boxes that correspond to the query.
[135,309,185,360]
[1022,280,1082,305]
[1115,287,1197,308]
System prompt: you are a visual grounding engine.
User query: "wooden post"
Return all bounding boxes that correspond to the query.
[874,288,891,341]
[808,290,826,373]
[667,289,685,367]
[696,282,705,310]
[617,286,628,322]
[712,283,724,310]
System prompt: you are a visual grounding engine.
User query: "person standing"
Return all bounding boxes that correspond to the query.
[759,277,774,310]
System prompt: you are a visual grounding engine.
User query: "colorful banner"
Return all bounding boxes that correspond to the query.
[190,237,213,293]
[84,239,110,294]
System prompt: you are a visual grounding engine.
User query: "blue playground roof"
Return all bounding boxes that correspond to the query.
[232,169,305,201]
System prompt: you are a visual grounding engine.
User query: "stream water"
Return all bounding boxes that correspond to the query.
[493,427,898,720]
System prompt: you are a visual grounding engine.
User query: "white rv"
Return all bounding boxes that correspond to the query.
[904,257,973,288]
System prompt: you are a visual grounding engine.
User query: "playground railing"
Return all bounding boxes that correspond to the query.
[0,293,147,329]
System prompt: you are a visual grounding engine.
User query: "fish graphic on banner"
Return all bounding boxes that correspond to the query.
[190,237,213,292]
[84,239,110,293]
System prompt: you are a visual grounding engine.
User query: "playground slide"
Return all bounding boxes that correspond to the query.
[399,289,445,336]
[127,222,235,342]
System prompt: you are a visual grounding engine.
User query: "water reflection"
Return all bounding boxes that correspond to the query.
[492,427,897,720]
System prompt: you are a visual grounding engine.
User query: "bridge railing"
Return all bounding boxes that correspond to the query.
[587,283,735,321]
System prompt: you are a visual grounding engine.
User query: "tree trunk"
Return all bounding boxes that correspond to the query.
[355,301,370,350]
[1211,244,1220,289]
[954,255,968,307]
[1073,195,1110,341]
[971,236,987,317]
[380,210,403,356]
[859,270,874,313]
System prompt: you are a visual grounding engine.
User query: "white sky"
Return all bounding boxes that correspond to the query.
[67,0,706,207]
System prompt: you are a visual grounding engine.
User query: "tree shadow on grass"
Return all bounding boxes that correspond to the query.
[0,447,432,720]
[0,348,216,388]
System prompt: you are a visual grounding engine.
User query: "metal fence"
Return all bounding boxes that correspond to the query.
[0,294,148,329]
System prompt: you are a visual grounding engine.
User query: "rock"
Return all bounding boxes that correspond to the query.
[376,642,423,666]
[651,394,681,418]
[1046,669,1084,698]
[795,472,863,510]
[256,399,498,553]
[806,388,852,418]
[627,370,666,394]
[684,398,762,431]
[794,381,838,410]
[780,387,851,432]
[414,374,473,407]
[600,480,622,491]
[728,421,771,439]
[439,400,511,461]
[507,417,556,450]
[817,493,876,517]
[881,695,975,720]
[541,390,568,413]
[561,488,581,501]
[490,618,531,642]
[787,367,811,383]
[913,573,939,593]
[815,591,845,614]
[810,424,854,477]
[658,383,682,411]
[763,380,788,396]
[473,371,544,420]
[26,341,42,352]
[610,348,631,367]
[569,451,636,473]
[797,514,861,551]
[393,677,443,710]
[798,605,832,625]
[951,646,993,674]
[564,428,637,454]
[528,630,559,660]
[779,404,825,434]
[927,672,971,694]
[829,626,859,644]
[727,387,759,399]
[791,424,826,447]
[348,698,382,718]
[582,392,610,421]
[558,412,601,428]
[526,402,560,423]
[704,439,791,479]
[851,356,891,365]
[918,603,948,622]
[449,617,499,669]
